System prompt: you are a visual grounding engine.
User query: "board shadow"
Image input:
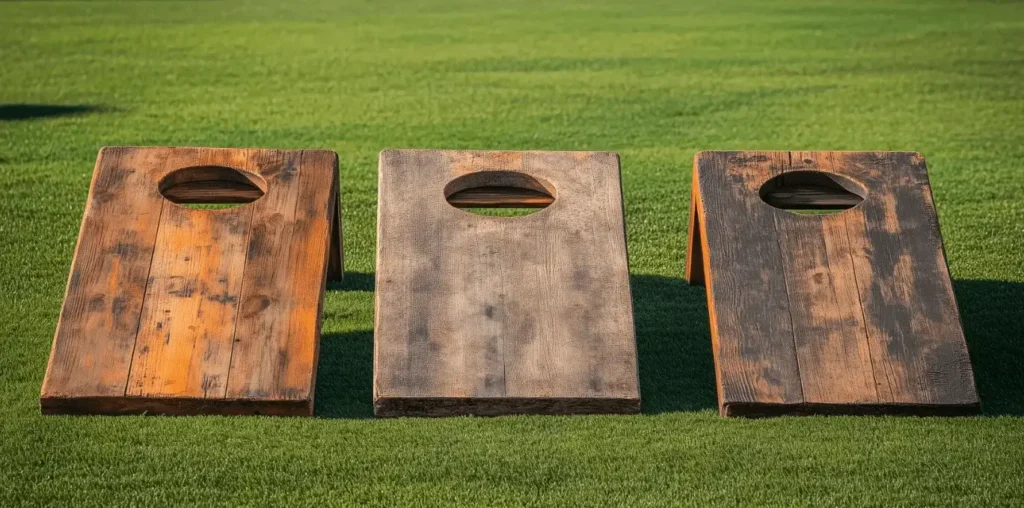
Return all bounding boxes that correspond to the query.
[0,103,105,121]
[315,329,374,418]
[631,274,718,413]
[315,271,375,418]
[954,279,1024,416]
[326,271,374,292]
[633,276,1024,415]
[313,272,718,418]
[311,274,1019,418]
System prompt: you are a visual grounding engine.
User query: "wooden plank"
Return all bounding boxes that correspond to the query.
[125,203,251,398]
[41,147,166,407]
[838,152,978,408]
[374,150,639,416]
[773,152,877,405]
[689,150,979,416]
[694,151,803,416]
[836,208,896,404]
[226,150,338,411]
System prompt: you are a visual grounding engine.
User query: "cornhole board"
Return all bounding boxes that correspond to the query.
[374,149,640,417]
[41,146,342,416]
[686,151,979,417]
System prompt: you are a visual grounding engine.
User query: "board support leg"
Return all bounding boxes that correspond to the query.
[326,183,344,282]
[685,184,705,286]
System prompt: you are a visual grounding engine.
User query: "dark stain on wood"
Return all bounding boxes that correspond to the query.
[41,146,342,416]
[686,151,979,417]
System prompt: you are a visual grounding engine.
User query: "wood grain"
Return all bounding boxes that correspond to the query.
[693,152,804,410]
[687,151,979,417]
[374,150,639,417]
[125,202,250,399]
[41,146,341,416]
[41,147,166,399]
[226,150,337,409]
[772,153,876,405]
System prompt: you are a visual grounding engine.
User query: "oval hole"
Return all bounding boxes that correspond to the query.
[159,165,268,210]
[759,171,866,215]
[444,171,554,217]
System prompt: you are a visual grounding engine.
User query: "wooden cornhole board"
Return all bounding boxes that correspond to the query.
[686,151,979,417]
[41,146,342,416]
[374,149,640,417]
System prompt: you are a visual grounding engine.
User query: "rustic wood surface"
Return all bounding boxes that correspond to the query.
[686,151,979,417]
[374,149,639,417]
[41,146,342,416]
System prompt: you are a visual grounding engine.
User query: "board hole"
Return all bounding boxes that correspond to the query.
[444,172,555,217]
[159,165,267,209]
[759,171,866,215]
[459,207,542,217]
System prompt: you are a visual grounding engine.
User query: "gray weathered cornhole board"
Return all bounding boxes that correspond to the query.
[374,149,640,417]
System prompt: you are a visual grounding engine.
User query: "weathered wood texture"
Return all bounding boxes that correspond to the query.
[686,151,979,417]
[374,150,639,417]
[41,146,342,416]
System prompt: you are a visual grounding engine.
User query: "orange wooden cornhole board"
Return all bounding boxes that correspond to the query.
[686,151,979,417]
[41,146,342,416]
[374,149,640,417]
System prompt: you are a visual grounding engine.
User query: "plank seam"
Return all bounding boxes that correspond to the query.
[692,171,727,412]
[279,152,306,394]
[221,163,261,398]
[774,154,804,404]
[122,196,165,397]
[842,205,887,401]
[771,209,805,405]
[826,151,881,403]
[123,147,173,396]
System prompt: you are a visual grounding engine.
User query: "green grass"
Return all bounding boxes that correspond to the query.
[2,0,1023,505]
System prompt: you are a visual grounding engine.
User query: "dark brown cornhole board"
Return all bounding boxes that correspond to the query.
[686,151,979,417]
[41,146,342,416]
[374,149,639,417]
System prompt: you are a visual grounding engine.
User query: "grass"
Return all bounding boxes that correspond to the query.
[1,0,1023,505]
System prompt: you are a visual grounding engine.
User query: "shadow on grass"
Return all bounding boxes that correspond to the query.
[631,275,718,413]
[634,277,1024,416]
[315,330,374,418]
[0,103,105,121]
[312,274,1023,418]
[326,271,374,292]
[315,271,375,418]
[640,277,1024,415]
[955,279,1024,416]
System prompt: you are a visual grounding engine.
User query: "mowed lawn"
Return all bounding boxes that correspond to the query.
[2,0,1023,505]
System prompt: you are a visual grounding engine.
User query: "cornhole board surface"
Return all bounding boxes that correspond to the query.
[686,151,979,417]
[374,149,639,417]
[41,146,342,416]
